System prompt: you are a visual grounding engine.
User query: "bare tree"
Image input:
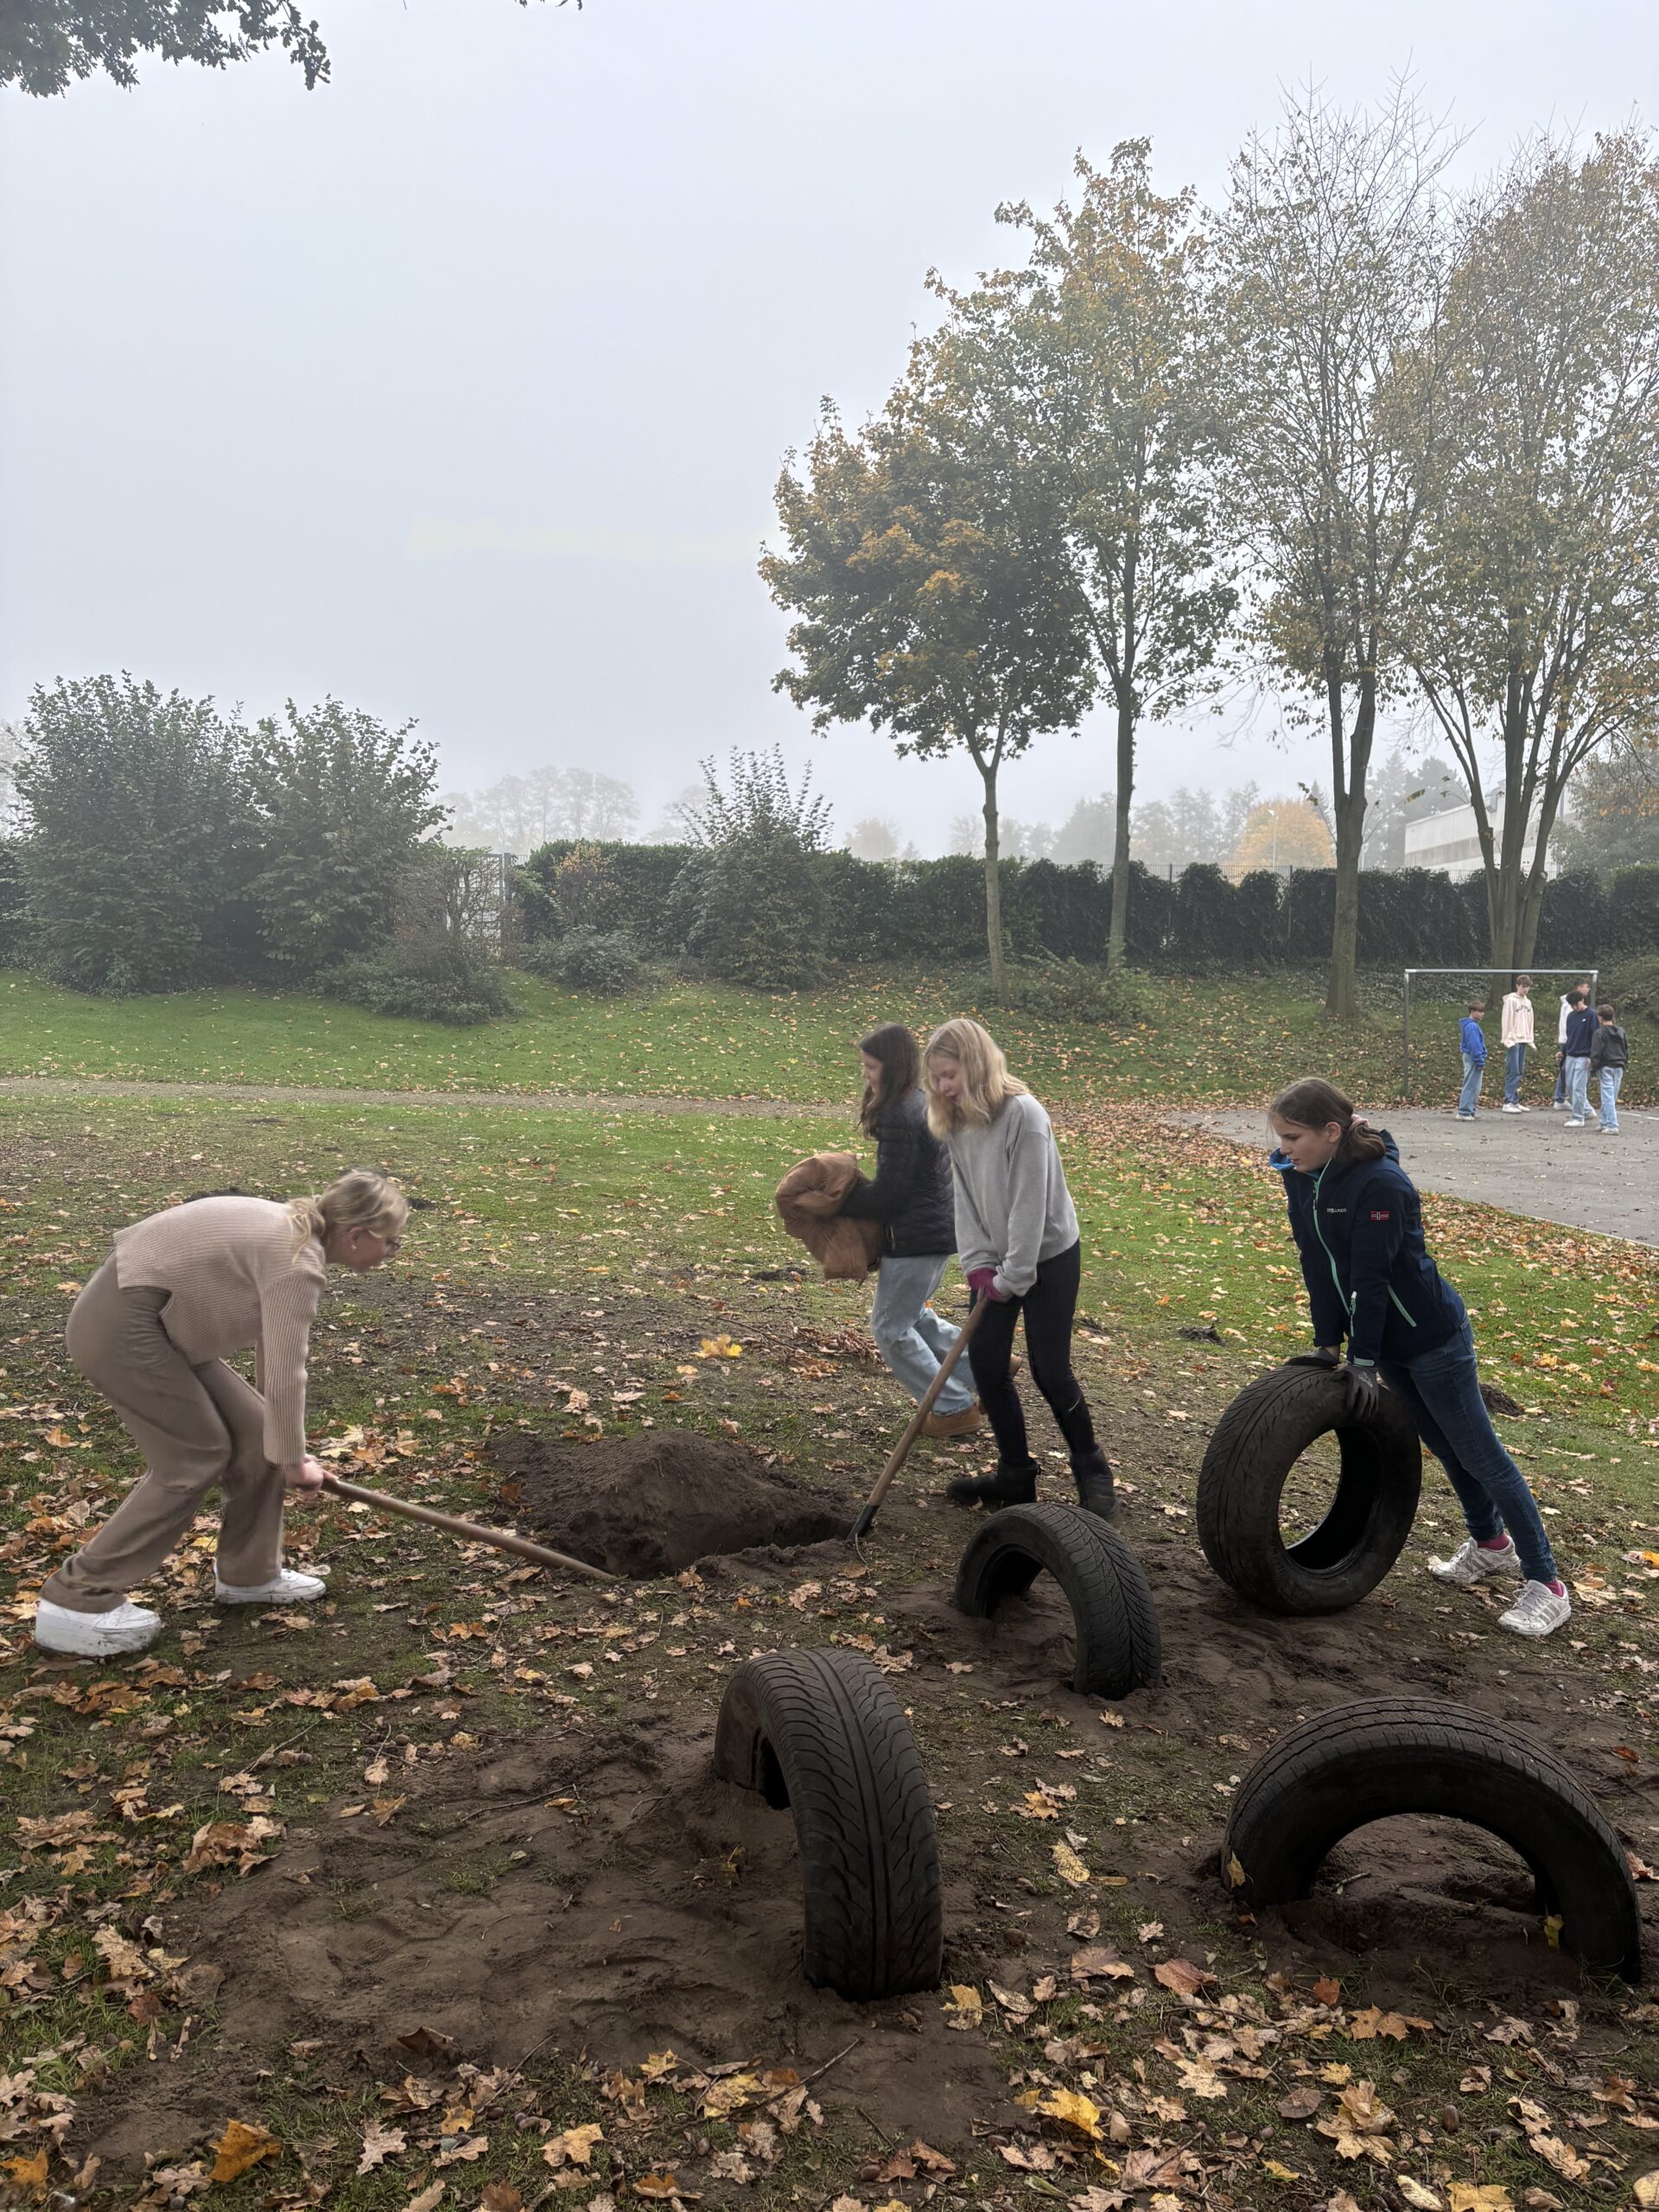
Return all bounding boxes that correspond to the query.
[1215,84,1457,1017]
[1404,130,1659,963]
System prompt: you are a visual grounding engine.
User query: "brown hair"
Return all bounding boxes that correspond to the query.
[1597,1002,1615,1021]
[858,1022,922,1133]
[1268,1077,1387,1165]
[922,1018,1028,1137]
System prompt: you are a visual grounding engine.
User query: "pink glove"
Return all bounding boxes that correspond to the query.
[967,1268,1007,1303]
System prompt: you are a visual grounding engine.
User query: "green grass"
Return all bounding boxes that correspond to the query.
[11,962,1651,1107]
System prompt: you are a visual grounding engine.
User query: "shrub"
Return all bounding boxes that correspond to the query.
[320,933,517,1026]
[1173,863,1238,963]
[1610,864,1659,956]
[1604,951,1659,1021]
[516,840,691,954]
[1001,957,1153,1027]
[15,674,260,993]
[524,927,645,997]
[677,749,832,988]
[682,833,830,989]
[0,839,29,965]
[248,699,446,978]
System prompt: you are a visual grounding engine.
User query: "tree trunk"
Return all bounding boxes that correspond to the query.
[1323,667,1371,1022]
[981,762,1006,1000]
[1106,690,1135,972]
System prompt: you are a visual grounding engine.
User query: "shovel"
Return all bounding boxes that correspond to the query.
[319,1472,618,1583]
[849,1294,988,1545]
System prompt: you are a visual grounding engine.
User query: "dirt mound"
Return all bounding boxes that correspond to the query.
[493,1430,849,1577]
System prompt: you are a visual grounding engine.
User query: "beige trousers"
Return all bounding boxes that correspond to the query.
[41,1259,286,1614]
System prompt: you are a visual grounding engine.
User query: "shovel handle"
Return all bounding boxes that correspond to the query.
[319,1472,617,1583]
[849,1295,990,1542]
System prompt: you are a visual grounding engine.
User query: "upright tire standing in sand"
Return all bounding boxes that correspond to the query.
[953,1503,1161,1697]
[1197,1363,1421,1613]
[713,1649,943,2000]
[1222,1698,1643,1981]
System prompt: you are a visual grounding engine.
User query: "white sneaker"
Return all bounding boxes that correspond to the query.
[214,1567,328,1605]
[1498,1580,1572,1638]
[1501,1103,1523,1114]
[1428,1536,1524,1589]
[34,1597,162,1657]
[1564,1119,1586,1128]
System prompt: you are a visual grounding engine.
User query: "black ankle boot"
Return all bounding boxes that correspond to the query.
[1071,1446,1116,1521]
[946,1461,1039,1510]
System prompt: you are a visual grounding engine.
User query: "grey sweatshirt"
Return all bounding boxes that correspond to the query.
[945,1092,1080,1299]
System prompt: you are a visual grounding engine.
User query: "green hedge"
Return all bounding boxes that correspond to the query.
[511,842,1649,971]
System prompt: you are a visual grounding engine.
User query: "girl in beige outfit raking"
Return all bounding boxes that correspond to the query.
[34,1169,407,1660]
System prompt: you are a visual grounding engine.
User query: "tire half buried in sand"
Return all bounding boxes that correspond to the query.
[493,1431,850,1577]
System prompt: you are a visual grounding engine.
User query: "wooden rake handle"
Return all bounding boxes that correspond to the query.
[319,1472,618,1584]
[849,1294,990,1543]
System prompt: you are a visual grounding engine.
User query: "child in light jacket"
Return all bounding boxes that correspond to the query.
[921,1018,1112,1518]
[1499,975,1535,1111]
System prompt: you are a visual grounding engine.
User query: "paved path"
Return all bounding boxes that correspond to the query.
[0,1076,842,1120]
[1193,1105,1659,1249]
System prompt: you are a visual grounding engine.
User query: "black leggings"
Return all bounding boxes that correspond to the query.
[967,1241,1098,1469]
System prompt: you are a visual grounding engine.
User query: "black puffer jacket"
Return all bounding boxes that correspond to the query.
[836,1086,956,1257]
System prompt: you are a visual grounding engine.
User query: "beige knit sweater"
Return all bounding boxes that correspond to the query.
[113,1196,326,1464]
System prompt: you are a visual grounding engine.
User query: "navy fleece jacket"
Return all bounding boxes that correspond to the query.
[1270,1133,1465,1366]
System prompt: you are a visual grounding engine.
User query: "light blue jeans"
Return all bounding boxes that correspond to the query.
[1566,1054,1592,1120]
[1378,1318,1558,1586]
[1503,1042,1528,1106]
[1458,1053,1484,1115]
[1599,1065,1624,1131]
[870,1254,975,1414]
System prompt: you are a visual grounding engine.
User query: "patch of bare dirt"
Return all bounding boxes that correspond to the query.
[493,1431,849,1576]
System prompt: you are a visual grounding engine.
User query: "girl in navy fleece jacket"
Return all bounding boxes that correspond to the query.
[1268,1076,1569,1638]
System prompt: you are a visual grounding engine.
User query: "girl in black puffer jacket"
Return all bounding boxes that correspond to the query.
[839,1024,980,1439]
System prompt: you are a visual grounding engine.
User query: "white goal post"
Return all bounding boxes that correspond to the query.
[1402,967,1599,1104]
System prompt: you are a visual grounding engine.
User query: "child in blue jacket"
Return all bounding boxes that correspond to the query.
[1268,1075,1569,1637]
[1456,1002,1487,1119]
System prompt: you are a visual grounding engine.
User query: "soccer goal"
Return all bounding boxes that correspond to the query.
[1401,967,1599,1104]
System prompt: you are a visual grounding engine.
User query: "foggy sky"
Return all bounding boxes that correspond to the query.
[2,0,1653,850]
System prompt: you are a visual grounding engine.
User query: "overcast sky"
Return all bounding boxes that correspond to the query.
[2,0,1653,849]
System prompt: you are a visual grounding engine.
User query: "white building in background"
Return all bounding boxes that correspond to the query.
[1403,798,1556,882]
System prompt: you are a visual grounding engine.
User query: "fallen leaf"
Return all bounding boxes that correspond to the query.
[1633,2174,1659,2210]
[1154,1957,1215,1996]
[1,2151,48,2192]
[1052,1840,1090,1886]
[1447,2189,1513,2212]
[1398,2181,1443,2210]
[1070,1945,1135,1981]
[478,2185,521,2212]
[1276,2086,1322,2122]
[1038,2089,1102,2139]
[632,2177,683,2202]
[208,2120,282,2183]
[542,2125,602,2170]
[359,2123,408,2176]
[943,1985,983,2031]
[403,2187,445,2212]
[1312,1975,1341,2005]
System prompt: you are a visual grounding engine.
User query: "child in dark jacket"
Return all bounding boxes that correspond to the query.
[1562,992,1599,1126]
[1589,1003,1628,1135]
[839,1024,979,1439]
[1268,1076,1569,1638]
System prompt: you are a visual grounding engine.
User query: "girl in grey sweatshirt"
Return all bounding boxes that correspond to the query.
[923,1018,1112,1518]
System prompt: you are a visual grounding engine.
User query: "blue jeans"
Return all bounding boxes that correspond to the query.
[1599,1065,1624,1131]
[1379,1319,1557,1586]
[1566,1055,1591,1119]
[870,1253,975,1414]
[1503,1042,1528,1105]
[1553,1047,1567,1104]
[1458,1054,1484,1115]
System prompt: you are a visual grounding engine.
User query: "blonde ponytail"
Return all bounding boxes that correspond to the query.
[288,1167,408,1257]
